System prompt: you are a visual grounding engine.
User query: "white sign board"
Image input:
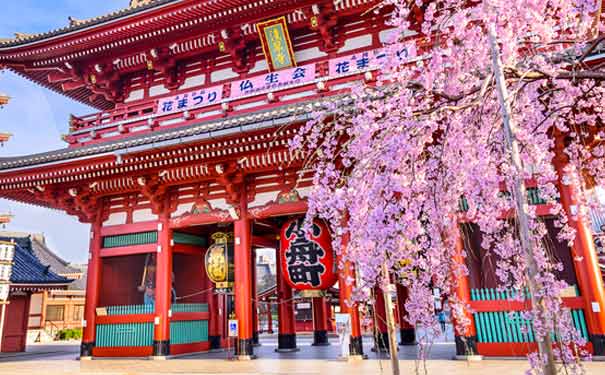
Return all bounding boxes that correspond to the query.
[335,313,351,359]
[228,319,239,337]
[0,284,9,301]
[0,244,14,262]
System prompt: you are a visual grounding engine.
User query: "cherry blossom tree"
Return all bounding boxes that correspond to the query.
[291,0,605,374]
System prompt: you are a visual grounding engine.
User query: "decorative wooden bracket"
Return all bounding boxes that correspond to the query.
[32,186,102,223]
[50,61,125,103]
[137,175,168,215]
[306,3,340,53]
[148,48,185,90]
[213,162,246,206]
[218,28,253,74]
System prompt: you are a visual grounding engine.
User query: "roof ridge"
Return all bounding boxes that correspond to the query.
[0,0,177,48]
[11,242,71,284]
[30,238,78,273]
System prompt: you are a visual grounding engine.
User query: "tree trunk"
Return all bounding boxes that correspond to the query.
[487,23,556,375]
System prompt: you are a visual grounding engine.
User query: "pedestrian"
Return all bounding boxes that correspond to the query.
[438,309,447,333]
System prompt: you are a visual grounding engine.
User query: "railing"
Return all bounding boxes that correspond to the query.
[473,309,589,344]
[102,231,158,248]
[170,320,208,345]
[105,304,155,315]
[97,322,154,347]
[459,187,547,212]
[96,303,208,348]
[63,58,369,147]
[469,288,589,345]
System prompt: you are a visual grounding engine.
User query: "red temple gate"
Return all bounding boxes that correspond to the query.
[0,0,603,359]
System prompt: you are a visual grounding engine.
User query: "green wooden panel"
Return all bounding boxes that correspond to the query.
[474,309,588,343]
[96,322,153,347]
[170,320,208,345]
[172,303,208,313]
[102,231,158,248]
[459,196,469,212]
[173,232,207,247]
[105,304,154,315]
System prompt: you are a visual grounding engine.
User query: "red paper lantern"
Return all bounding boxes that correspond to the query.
[280,217,337,290]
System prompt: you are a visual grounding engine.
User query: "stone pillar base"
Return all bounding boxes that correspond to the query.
[371,332,389,352]
[590,334,605,356]
[80,341,94,357]
[209,335,221,350]
[454,335,478,356]
[312,330,330,346]
[349,336,364,356]
[153,340,170,357]
[276,333,299,352]
[399,328,416,345]
[235,338,254,357]
[252,331,260,347]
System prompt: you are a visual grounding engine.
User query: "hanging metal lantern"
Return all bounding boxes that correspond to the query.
[205,232,234,291]
[280,217,337,291]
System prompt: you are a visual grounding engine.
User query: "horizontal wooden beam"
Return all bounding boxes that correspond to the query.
[96,313,154,324]
[100,221,158,237]
[92,346,153,357]
[100,243,156,257]
[252,235,277,249]
[173,244,205,255]
[171,312,209,321]
[469,296,584,312]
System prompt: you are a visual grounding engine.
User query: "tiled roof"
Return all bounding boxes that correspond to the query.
[0,231,78,275]
[0,0,176,48]
[30,238,79,276]
[0,94,349,172]
[8,243,71,285]
[0,233,73,285]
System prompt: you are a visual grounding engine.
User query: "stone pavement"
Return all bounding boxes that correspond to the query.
[0,336,604,374]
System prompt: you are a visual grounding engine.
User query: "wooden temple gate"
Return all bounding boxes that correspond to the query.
[0,0,603,359]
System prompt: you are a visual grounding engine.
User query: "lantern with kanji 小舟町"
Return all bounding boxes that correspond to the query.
[280,217,337,291]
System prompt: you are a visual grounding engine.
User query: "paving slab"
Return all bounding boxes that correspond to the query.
[0,336,603,374]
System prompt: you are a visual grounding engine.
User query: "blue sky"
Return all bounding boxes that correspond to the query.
[0,1,127,263]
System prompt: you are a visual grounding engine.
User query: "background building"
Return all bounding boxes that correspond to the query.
[1,234,71,352]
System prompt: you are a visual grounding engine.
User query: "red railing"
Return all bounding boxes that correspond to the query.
[63,60,366,148]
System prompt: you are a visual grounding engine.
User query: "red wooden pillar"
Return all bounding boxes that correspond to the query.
[251,248,259,346]
[311,297,330,346]
[234,194,254,357]
[275,246,298,352]
[338,257,364,356]
[396,284,416,345]
[153,214,173,357]
[372,286,389,352]
[555,161,605,355]
[81,215,103,358]
[452,226,478,356]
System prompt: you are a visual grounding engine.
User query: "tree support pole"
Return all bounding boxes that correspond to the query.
[381,263,400,375]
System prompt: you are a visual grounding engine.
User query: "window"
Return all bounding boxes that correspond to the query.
[72,305,84,322]
[46,305,64,321]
